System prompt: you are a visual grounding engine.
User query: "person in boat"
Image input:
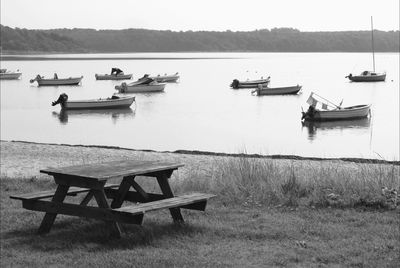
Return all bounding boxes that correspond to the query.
[54,73,58,79]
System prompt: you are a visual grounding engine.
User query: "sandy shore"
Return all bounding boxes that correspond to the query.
[2,140,390,181]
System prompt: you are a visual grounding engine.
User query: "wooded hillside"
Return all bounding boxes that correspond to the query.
[1,25,398,53]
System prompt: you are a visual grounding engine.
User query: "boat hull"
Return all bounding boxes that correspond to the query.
[36,77,83,86]
[62,96,135,110]
[348,73,386,82]
[95,74,133,80]
[150,75,179,83]
[255,85,301,96]
[303,104,371,121]
[231,78,270,89]
[115,83,166,93]
[0,72,22,80]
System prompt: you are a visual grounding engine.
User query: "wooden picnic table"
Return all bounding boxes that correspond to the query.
[10,160,215,237]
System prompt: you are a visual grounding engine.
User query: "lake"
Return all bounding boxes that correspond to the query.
[1,52,399,160]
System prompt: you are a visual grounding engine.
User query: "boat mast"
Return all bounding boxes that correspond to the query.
[371,16,375,72]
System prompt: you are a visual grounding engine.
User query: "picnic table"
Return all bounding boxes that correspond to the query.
[10,160,215,237]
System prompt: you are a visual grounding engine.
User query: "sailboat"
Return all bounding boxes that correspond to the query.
[346,17,386,82]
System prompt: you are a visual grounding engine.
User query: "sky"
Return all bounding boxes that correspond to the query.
[1,0,399,32]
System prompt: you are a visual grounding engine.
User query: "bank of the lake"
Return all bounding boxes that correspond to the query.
[0,141,399,267]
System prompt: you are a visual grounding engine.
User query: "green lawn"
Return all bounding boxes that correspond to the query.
[1,176,399,267]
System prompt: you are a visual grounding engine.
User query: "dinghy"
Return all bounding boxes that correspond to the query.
[51,93,135,110]
[301,92,371,121]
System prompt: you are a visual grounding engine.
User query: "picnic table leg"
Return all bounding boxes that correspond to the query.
[110,176,135,209]
[156,173,184,223]
[93,188,123,238]
[38,184,70,234]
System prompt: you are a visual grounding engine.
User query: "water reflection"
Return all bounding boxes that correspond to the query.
[302,117,371,140]
[52,108,135,124]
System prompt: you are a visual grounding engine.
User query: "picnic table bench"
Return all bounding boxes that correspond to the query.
[10,160,215,237]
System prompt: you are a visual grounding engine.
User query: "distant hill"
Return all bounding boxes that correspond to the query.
[1,25,399,53]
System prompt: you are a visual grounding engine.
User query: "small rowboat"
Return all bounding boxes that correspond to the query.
[51,93,135,110]
[95,73,133,80]
[150,72,180,83]
[302,92,371,121]
[230,76,270,89]
[0,69,22,80]
[115,74,166,93]
[253,84,302,96]
[345,71,386,82]
[30,74,83,86]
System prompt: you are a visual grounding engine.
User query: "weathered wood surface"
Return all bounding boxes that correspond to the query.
[22,199,144,225]
[40,160,184,180]
[10,183,119,201]
[115,193,216,215]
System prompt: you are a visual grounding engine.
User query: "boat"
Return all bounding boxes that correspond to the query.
[230,76,270,89]
[95,68,133,80]
[253,84,302,96]
[115,74,166,93]
[51,93,135,110]
[30,74,83,86]
[301,92,371,121]
[346,17,386,82]
[150,72,180,83]
[0,69,22,80]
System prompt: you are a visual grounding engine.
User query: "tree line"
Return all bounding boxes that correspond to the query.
[1,25,398,53]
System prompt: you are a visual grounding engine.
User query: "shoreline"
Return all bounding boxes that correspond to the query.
[2,140,398,166]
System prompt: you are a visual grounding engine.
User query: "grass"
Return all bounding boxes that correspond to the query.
[1,156,399,267]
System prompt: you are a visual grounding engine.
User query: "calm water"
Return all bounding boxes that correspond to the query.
[1,53,399,160]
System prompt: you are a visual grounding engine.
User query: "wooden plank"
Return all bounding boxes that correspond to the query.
[38,185,70,234]
[115,193,216,215]
[157,173,184,223]
[105,188,165,203]
[22,199,144,224]
[40,160,184,180]
[92,189,123,237]
[10,183,119,201]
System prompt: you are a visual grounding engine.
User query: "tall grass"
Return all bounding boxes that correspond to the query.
[173,157,399,209]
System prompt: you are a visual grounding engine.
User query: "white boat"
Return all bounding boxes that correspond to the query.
[346,17,386,82]
[346,71,386,82]
[51,93,135,110]
[0,69,22,80]
[230,76,270,89]
[95,68,133,80]
[253,84,302,96]
[150,72,180,83]
[30,74,83,86]
[301,92,371,121]
[95,73,133,80]
[115,74,166,93]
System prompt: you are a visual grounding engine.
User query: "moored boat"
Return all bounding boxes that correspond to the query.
[51,93,135,110]
[115,74,166,93]
[346,17,386,82]
[230,76,270,89]
[253,84,302,96]
[345,71,386,82]
[150,72,180,83]
[301,92,371,121]
[95,73,133,80]
[95,68,133,80]
[0,69,22,80]
[30,74,83,86]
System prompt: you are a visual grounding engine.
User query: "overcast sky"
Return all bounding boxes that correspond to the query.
[1,0,399,32]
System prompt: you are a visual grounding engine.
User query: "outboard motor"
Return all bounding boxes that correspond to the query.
[231,79,240,89]
[30,74,42,83]
[52,93,68,107]
[345,73,353,79]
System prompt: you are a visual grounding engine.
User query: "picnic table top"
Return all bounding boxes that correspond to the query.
[40,160,184,180]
